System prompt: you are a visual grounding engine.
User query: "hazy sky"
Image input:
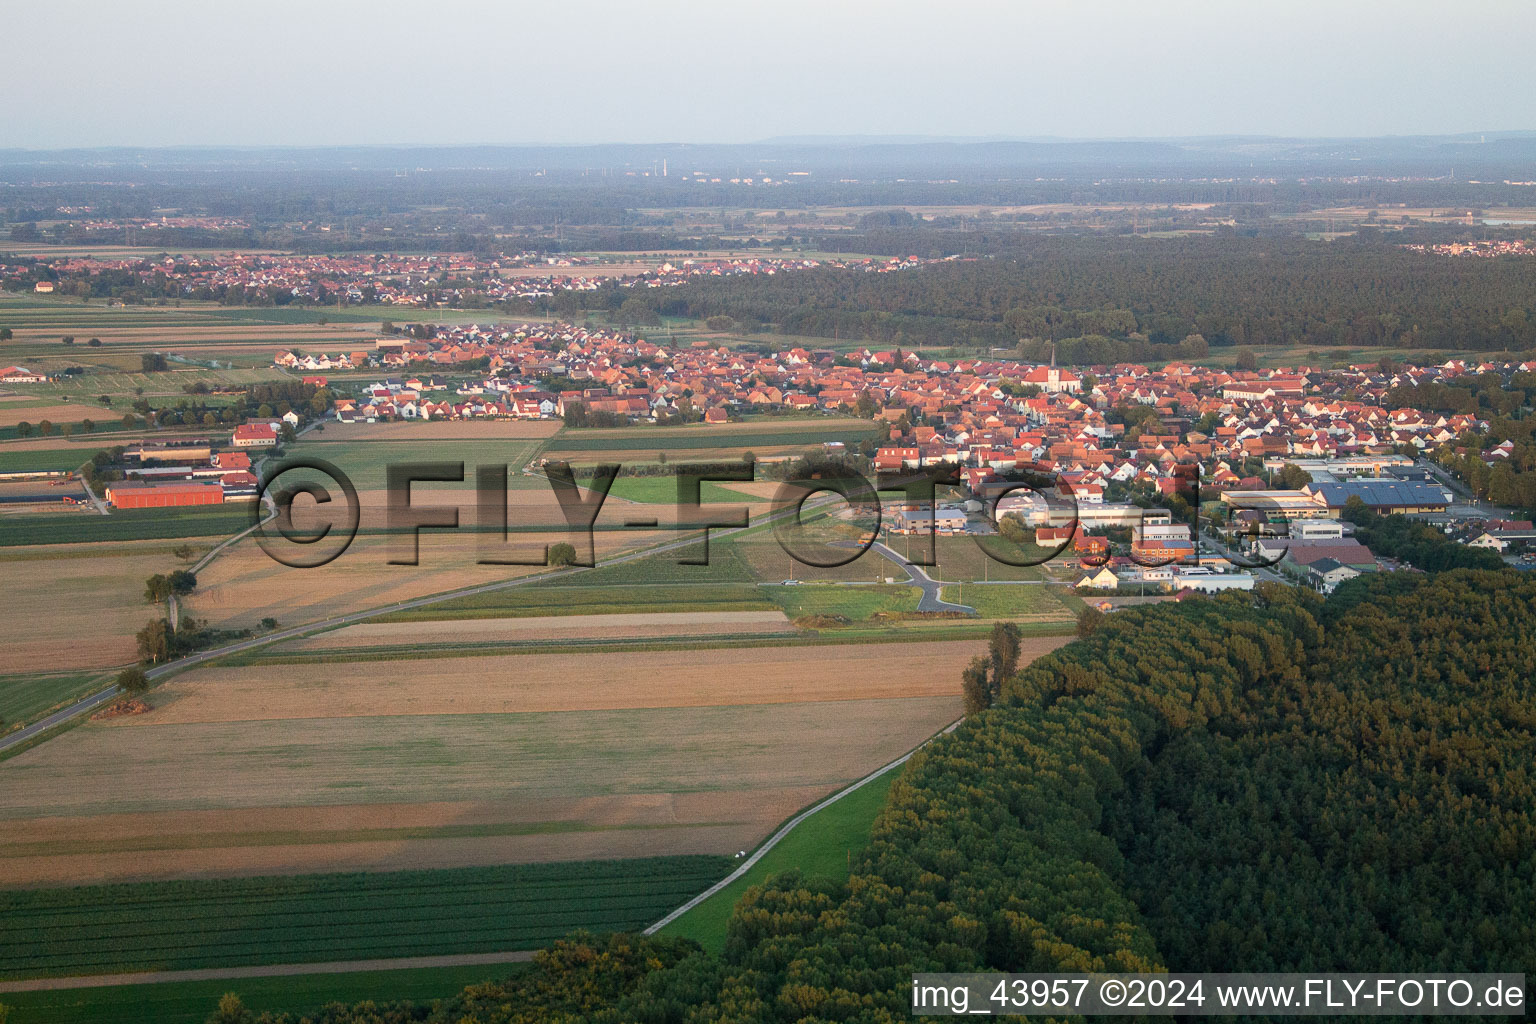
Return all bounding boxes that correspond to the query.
[8,0,1534,148]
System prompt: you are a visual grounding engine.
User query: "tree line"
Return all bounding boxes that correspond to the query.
[609,235,1536,352]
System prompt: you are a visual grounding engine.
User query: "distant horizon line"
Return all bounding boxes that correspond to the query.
[4,130,1536,154]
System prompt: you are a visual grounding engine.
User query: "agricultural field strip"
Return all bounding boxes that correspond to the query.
[0,955,531,1000]
[0,859,731,980]
[541,423,877,454]
[0,494,838,753]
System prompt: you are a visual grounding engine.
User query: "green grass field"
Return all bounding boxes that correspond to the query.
[543,421,878,454]
[376,581,773,622]
[936,583,1081,620]
[0,962,526,1024]
[0,856,730,982]
[0,673,107,736]
[0,505,254,547]
[766,584,922,622]
[604,474,761,505]
[14,366,291,399]
[553,541,759,586]
[290,437,549,491]
[0,296,411,329]
[0,448,91,474]
[660,770,899,952]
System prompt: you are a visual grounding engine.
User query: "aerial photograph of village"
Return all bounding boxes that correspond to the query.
[0,2,1532,1022]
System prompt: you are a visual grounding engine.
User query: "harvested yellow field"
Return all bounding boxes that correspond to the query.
[281,610,794,651]
[0,541,182,671]
[0,788,834,886]
[0,404,94,428]
[123,638,1007,723]
[0,636,1073,885]
[0,692,965,884]
[186,527,663,632]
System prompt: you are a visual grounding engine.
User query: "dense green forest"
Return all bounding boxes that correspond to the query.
[630,236,1536,351]
[211,566,1535,1023]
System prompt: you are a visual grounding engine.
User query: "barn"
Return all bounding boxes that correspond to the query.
[104,481,225,509]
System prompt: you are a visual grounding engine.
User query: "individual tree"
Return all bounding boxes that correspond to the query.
[172,544,196,562]
[988,621,1021,684]
[144,574,170,603]
[14,421,30,438]
[135,619,171,663]
[0,327,12,340]
[962,622,1023,715]
[961,656,991,716]
[1235,348,1259,371]
[116,667,149,694]
[548,542,578,567]
[1273,463,1314,489]
[207,993,253,1024]
[38,420,53,436]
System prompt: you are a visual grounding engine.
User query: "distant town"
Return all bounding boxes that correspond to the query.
[12,316,1522,599]
[5,250,951,308]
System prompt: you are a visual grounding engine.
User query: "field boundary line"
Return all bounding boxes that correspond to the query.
[0,949,537,994]
[643,716,963,935]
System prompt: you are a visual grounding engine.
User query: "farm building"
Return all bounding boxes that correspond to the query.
[232,423,278,448]
[220,471,260,499]
[211,451,251,471]
[0,366,49,383]
[130,442,213,464]
[891,508,967,535]
[104,480,225,509]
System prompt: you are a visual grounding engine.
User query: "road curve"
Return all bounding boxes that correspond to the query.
[865,541,974,613]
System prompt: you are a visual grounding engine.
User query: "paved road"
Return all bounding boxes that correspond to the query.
[0,498,826,754]
[78,475,110,515]
[1417,458,1519,521]
[1198,532,1285,584]
[865,541,974,613]
[0,950,536,994]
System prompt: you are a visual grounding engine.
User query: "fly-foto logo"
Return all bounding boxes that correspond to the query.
[251,456,1290,571]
